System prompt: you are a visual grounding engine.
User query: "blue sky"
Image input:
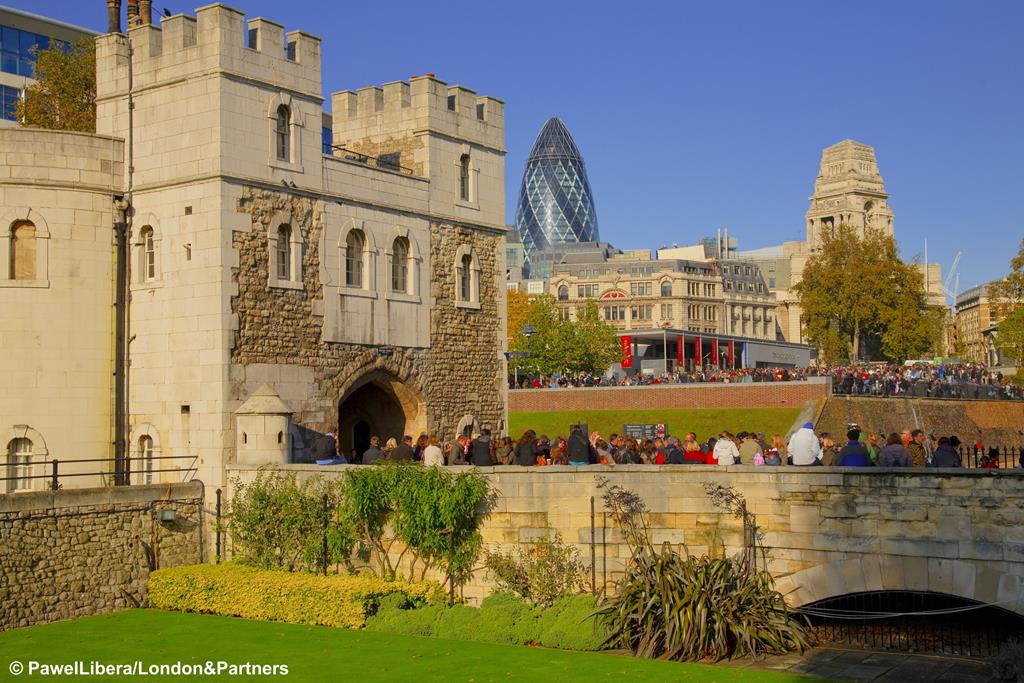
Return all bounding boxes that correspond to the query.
[25,0,1024,294]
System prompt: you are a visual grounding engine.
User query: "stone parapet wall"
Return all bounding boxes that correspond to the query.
[509,379,829,413]
[226,465,1024,611]
[0,482,205,631]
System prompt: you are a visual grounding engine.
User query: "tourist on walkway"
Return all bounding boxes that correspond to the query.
[513,430,536,466]
[446,435,468,465]
[363,436,385,465]
[928,437,963,468]
[390,435,415,461]
[470,429,494,466]
[907,429,928,467]
[838,428,873,467]
[739,432,762,465]
[788,423,823,466]
[567,427,590,466]
[422,435,444,467]
[494,436,514,465]
[877,433,912,467]
[713,431,740,465]
[763,434,785,465]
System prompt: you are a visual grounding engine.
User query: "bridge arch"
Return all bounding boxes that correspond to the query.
[778,556,1024,617]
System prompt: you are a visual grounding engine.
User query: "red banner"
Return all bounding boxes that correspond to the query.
[694,336,702,368]
[711,338,719,367]
[676,335,684,366]
[727,340,734,367]
[620,335,633,369]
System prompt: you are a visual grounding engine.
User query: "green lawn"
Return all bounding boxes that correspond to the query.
[508,407,802,442]
[0,610,816,682]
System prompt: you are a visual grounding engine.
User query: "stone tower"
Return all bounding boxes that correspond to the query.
[93,4,507,485]
[805,139,894,249]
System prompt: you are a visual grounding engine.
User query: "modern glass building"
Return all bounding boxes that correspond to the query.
[514,117,599,271]
[0,7,96,124]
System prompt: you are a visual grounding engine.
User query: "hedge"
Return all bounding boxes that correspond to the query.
[365,591,609,651]
[149,563,446,629]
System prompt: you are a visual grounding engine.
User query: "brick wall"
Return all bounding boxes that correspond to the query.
[509,379,829,413]
[0,482,205,631]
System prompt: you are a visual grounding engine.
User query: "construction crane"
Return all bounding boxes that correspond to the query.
[941,251,961,309]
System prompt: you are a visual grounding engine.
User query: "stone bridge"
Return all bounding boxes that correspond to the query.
[227,465,1024,611]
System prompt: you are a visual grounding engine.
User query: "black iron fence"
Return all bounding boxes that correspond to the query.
[799,590,1024,657]
[958,445,1024,469]
[0,455,198,491]
[833,378,1024,401]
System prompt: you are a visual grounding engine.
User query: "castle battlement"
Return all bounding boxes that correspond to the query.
[96,3,322,104]
[330,75,504,152]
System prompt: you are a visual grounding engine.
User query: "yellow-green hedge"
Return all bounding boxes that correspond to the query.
[148,563,447,629]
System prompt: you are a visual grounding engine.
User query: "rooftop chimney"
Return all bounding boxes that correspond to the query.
[126,0,139,28]
[107,0,122,33]
[139,0,151,25]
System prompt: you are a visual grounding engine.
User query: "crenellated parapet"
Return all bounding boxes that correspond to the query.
[96,3,321,103]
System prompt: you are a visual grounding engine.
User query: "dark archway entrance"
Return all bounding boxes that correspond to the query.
[352,420,371,461]
[337,369,426,460]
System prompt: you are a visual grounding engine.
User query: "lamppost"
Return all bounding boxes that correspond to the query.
[523,325,534,385]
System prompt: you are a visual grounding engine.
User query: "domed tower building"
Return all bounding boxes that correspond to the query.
[514,117,599,275]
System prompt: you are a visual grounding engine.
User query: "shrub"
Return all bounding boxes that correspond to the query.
[594,478,812,662]
[149,562,445,629]
[483,533,589,607]
[994,639,1024,681]
[363,590,609,651]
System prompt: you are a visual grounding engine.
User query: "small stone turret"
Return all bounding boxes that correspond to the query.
[234,384,293,465]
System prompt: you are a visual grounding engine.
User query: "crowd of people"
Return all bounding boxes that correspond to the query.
[512,363,1024,401]
[314,423,1022,469]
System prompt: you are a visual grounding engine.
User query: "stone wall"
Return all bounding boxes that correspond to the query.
[231,188,506,449]
[0,482,205,631]
[509,379,829,413]
[227,464,1024,613]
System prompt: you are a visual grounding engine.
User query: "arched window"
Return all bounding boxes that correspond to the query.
[10,221,36,280]
[138,435,154,485]
[459,253,473,301]
[391,236,409,293]
[275,105,290,161]
[276,225,291,280]
[459,154,470,201]
[345,230,365,288]
[660,280,672,297]
[140,226,156,281]
[6,437,33,492]
[557,285,569,301]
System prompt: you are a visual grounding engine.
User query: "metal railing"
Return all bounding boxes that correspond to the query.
[0,454,198,491]
[958,445,1024,470]
[833,378,1024,401]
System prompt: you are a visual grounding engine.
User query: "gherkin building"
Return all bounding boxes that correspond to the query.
[514,117,599,265]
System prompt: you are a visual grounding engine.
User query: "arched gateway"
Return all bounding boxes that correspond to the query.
[336,368,426,459]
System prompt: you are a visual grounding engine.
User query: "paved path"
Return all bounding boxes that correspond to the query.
[720,646,997,682]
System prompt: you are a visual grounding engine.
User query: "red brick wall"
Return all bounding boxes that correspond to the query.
[509,380,829,412]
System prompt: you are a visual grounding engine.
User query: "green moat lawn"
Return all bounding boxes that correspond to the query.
[0,610,817,682]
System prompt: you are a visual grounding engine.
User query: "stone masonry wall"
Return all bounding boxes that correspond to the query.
[509,379,829,413]
[0,482,204,631]
[231,188,505,443]
[227,465,1024,613]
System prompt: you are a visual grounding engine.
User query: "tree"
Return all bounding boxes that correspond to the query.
[795,224,940,362]
[994,307,1024,366]
[988,239,1024,308]
[506,288,531,346]
[988,240,1024,365]
[509,295,620,377]
[15,37,96,133]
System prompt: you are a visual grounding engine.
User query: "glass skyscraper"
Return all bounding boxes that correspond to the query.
[514,117,599,268]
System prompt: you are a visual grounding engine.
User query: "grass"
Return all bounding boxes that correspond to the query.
[0,610,817,682]
[508,407,802,442]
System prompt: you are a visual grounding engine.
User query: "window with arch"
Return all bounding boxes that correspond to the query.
[10,220,36,280]
[459,154,470,201]
[391,236,409,293]
[275,105,290,161]
[6,437,32,492]
[138,435,154,485]
[557,284,569,301]
[140,226,156,281]
[345,230,365,288]
[660,280,672,297]
[276,225,292,280]
[459,253,473,301]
